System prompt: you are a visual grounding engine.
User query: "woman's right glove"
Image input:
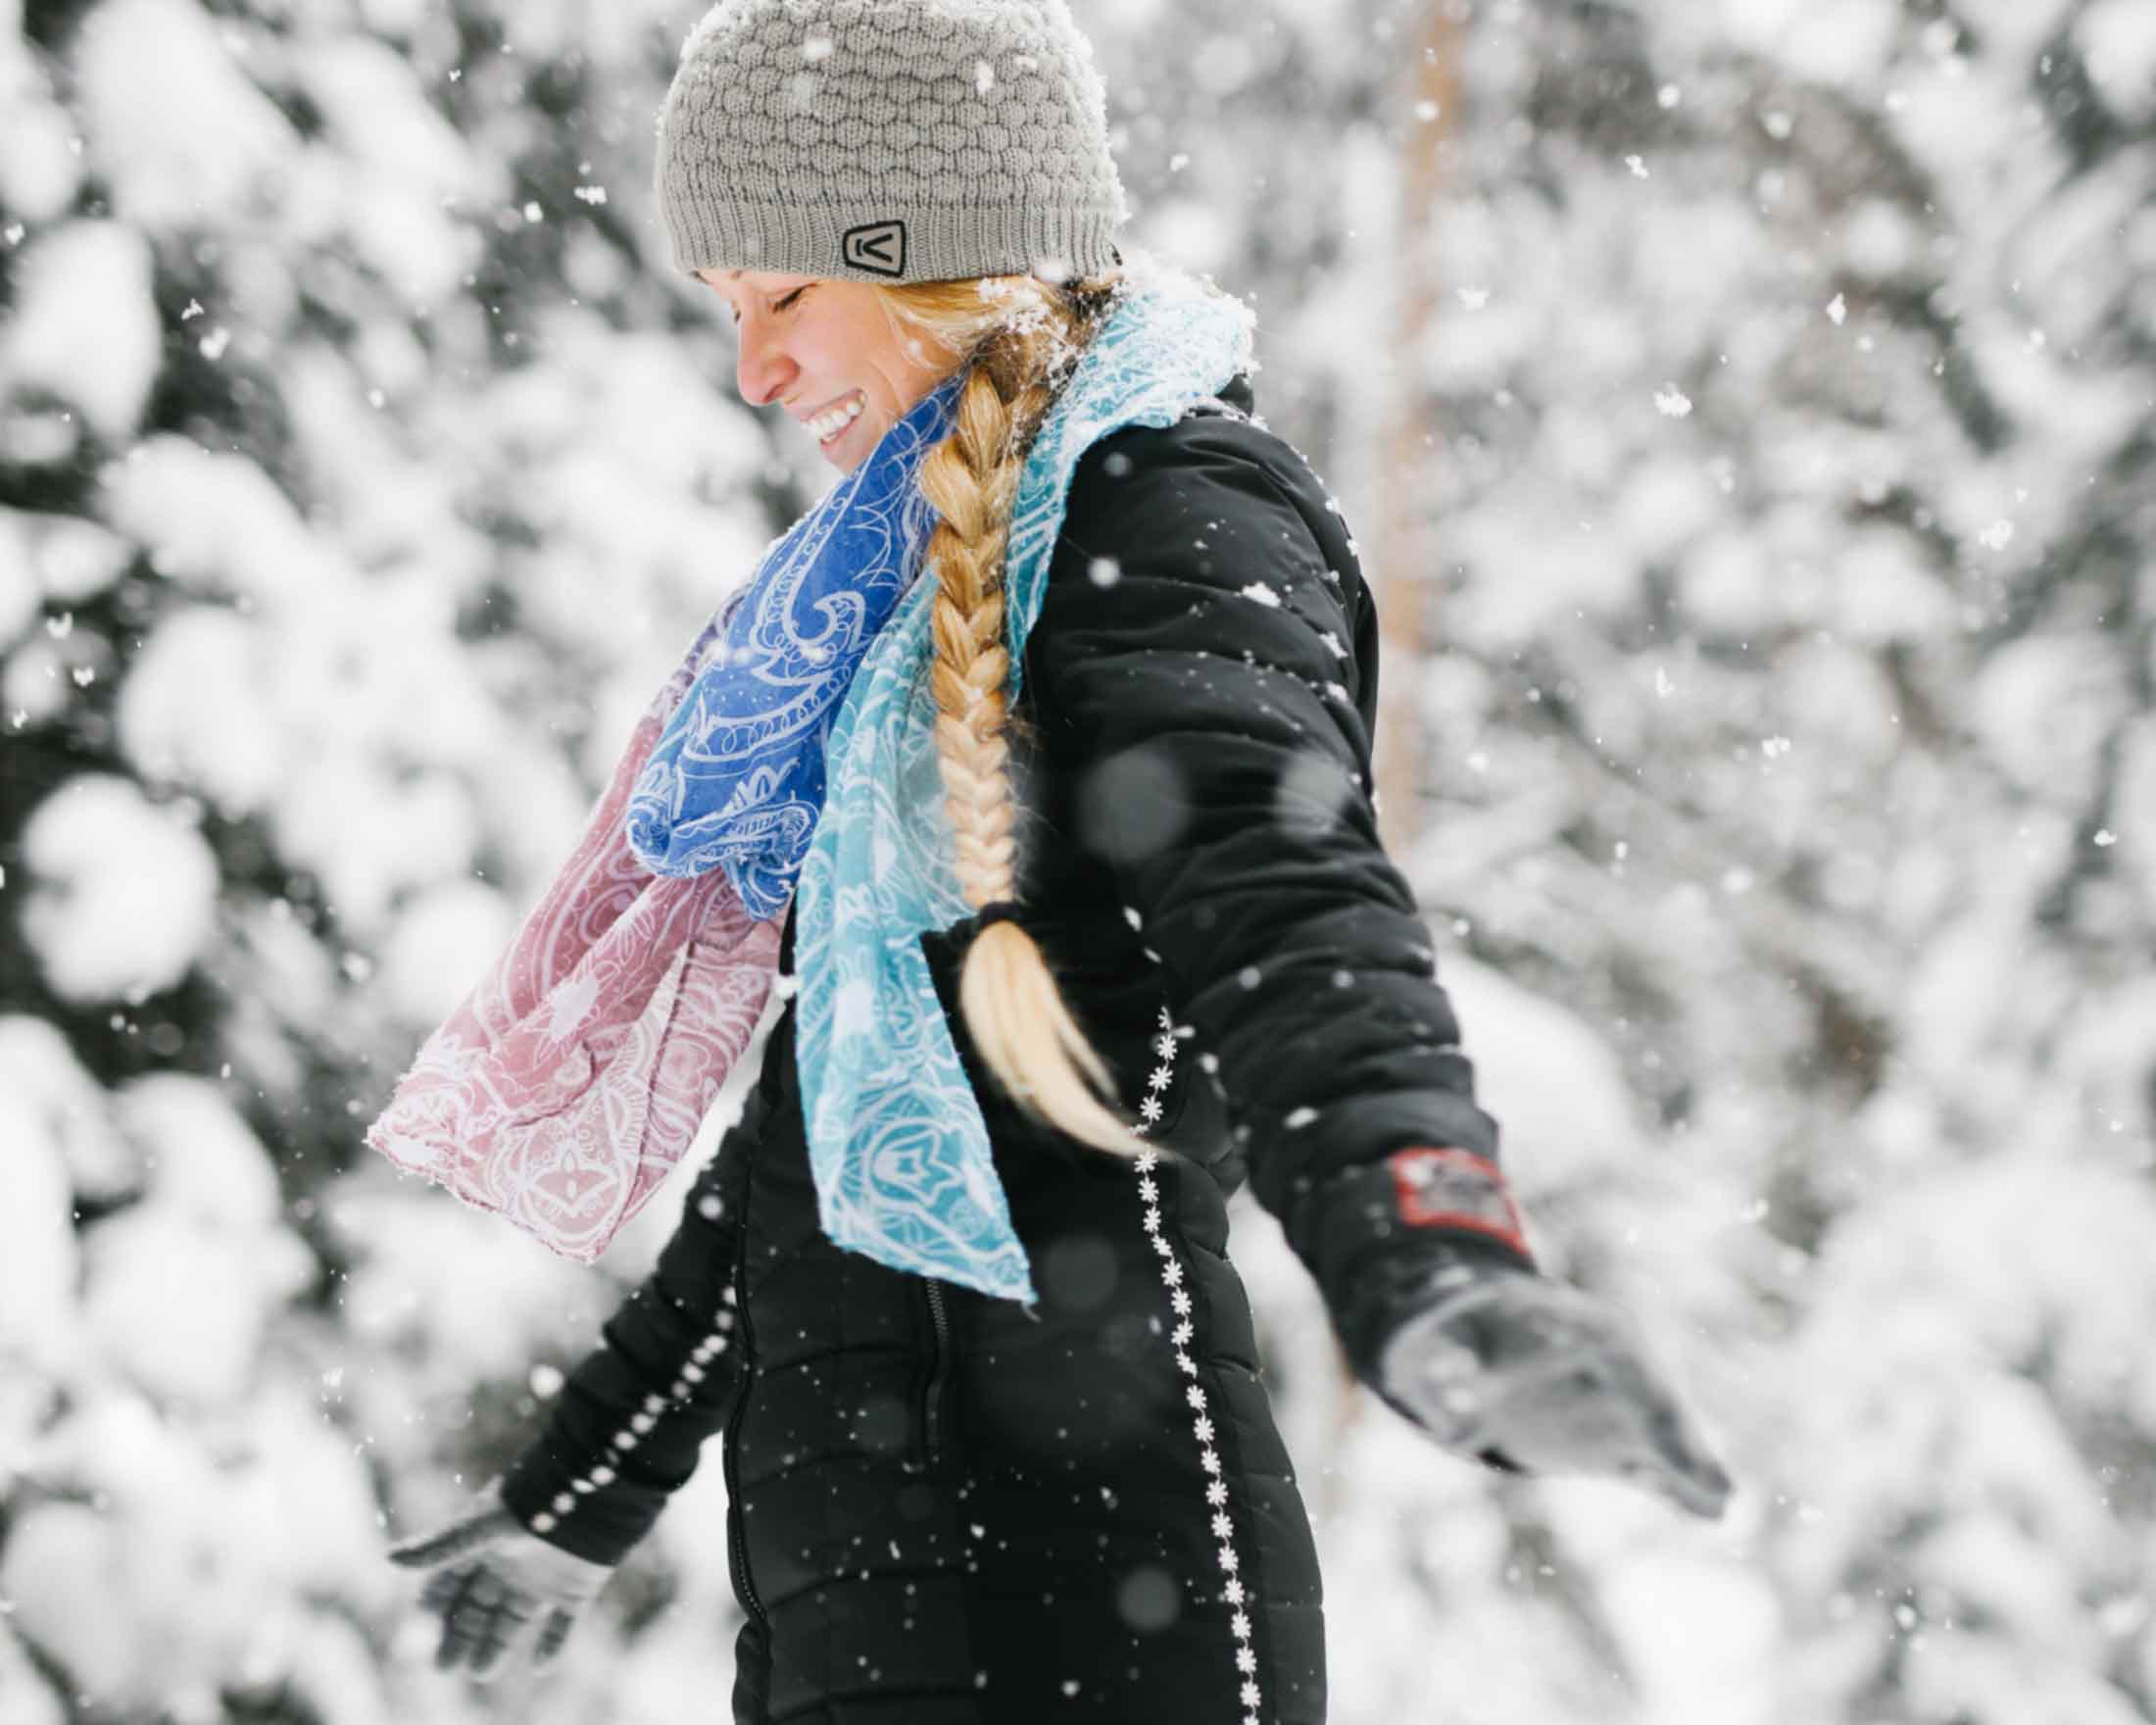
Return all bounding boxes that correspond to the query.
[390,1485,615,1681]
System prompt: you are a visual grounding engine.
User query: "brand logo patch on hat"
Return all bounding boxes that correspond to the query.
[843,221,907,277]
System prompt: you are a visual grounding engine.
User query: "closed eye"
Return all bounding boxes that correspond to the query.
[729,285,809,326]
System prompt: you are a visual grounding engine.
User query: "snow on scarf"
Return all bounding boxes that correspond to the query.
[367,255,1253,1303]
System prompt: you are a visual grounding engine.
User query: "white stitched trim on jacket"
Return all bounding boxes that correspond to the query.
[1133,1004,1263,1725]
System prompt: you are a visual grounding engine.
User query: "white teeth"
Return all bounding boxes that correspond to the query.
[808,392,864,441]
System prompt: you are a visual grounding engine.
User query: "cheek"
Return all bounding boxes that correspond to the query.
[811,322,873,387]
[839,313,909,392]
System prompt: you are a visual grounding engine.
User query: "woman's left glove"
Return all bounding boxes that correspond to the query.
[390,1482,615,1679]
[1376,1258,1734,1519]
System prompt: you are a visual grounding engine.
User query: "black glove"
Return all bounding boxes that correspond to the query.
[1309,1145,1733,1518]
[390,1480,614,1680]
[1376,1249,1733,1518]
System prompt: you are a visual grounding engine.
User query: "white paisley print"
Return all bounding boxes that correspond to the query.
[369,254,1255,1294]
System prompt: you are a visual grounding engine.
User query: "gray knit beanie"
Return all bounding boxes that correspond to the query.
[655,0,1129,284]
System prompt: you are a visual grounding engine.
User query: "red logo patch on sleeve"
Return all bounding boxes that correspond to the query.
[1387,1146,1533,1260]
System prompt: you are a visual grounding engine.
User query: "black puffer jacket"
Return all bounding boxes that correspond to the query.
[500,373,1536,1724]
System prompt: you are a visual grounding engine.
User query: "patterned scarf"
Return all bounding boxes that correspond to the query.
[368,256,1253,1303]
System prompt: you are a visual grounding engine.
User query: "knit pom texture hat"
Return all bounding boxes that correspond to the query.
[655,0,1129,284]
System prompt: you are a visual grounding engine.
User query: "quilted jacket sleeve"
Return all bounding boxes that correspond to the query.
[495,1124,748,1566]
[1023,417,1541,1385]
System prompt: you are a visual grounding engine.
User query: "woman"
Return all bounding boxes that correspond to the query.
[379,2,1732,1718]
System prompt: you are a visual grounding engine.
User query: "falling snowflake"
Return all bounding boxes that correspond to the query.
[1655,383,1693,419]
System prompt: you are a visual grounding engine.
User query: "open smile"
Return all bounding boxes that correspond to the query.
[806,389,867,446]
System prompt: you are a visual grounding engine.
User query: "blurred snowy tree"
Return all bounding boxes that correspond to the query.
[0,0,775,1713]
[1329,0,2156,1720]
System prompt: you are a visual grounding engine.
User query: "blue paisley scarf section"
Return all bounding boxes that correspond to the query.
[624,372,966,917]
[793,260,1255,1304]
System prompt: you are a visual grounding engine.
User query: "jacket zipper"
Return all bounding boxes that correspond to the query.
[721,1225,766,1628]
[918,1276,951,1467]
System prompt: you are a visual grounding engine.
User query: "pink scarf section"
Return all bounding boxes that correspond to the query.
[366,630,782,1263]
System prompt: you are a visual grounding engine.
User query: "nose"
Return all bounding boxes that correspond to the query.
[735,318,796,408]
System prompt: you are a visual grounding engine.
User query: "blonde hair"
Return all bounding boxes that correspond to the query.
[863,268,1152,1158]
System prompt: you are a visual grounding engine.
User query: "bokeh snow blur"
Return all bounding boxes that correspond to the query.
[3,0,2153,1718]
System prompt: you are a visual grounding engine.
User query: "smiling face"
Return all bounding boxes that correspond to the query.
[697,268,967,471]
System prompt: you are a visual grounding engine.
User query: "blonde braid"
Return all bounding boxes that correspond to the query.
[873,271,1149,1157]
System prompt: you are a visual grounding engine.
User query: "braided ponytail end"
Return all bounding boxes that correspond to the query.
[961,918,1151,1157]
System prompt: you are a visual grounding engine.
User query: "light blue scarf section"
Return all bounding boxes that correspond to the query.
[633,260,1254,1304]
[796,267,1252,1305]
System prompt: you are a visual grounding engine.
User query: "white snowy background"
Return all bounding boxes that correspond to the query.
[3,0,2153,1719]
